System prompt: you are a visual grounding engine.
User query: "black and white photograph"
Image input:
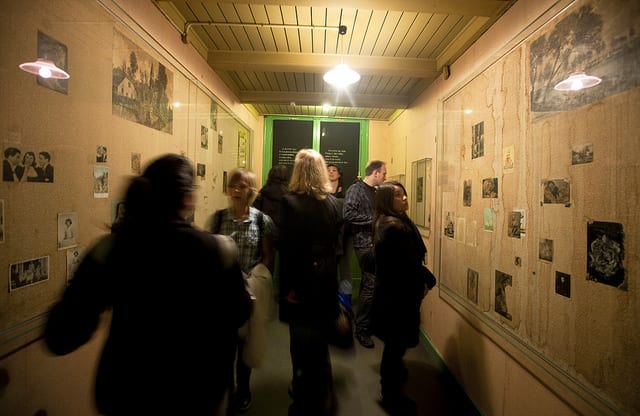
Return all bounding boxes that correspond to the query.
[3,147,55,183]
[444,211,455,239]
[467,268,479,304]
[508,211,522,238]
[66,247,84,283]
[543,179,570,204]
[58,212,78,250]
[482,177,498,198]
[587,221,625,289]
[197,163,206,178]
[555,271,571,298]
[503,145,515,172]
[112,200,126,227]
[463,179,472,206]
[472,121,484,159]
[494,270,512,320]
[539,238,554,262]
[37,31,68,94]
[131,152,141,174]
[218,132,223,154]
[9,256,49,292]
[201,125,209,149]
[96,145,108,163]
[571,143,594,165]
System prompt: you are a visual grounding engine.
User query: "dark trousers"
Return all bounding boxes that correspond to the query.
[354,247,375,336]
[288,320,334,414]
[380,341,408,398]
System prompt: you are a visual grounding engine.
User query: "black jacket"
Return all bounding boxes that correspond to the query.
[45,221,251,415]
[371,214,434,347]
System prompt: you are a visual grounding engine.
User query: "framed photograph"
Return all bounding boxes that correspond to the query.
[410,158,432,229]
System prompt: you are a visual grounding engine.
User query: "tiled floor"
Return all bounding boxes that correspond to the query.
[239,318,480,416]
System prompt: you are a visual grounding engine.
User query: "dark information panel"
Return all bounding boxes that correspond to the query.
[272,119,314,174]
[319,121,360,186]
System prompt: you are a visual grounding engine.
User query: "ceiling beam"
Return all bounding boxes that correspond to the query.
[217,0,512,17]
[207,51,440,78]
[238,91,410,109]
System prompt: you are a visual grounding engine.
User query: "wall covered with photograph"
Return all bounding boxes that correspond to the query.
[437,0,639,413]
[0,0,253,358]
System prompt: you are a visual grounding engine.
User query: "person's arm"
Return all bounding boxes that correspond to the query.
[343,183,372,226]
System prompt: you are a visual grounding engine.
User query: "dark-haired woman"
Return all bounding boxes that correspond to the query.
[45,154,252,415]
[371,181,436,415]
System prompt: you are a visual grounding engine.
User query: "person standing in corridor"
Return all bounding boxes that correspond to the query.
[343,160,387,348]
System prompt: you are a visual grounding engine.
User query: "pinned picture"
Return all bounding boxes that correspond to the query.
[483,208,493,232]
[467,268,479,304]
[463,179,472,206]
[201,125,209,149]
[542,179,570,204]
[587,221,625,289]
[495,270,512,320]
[58,212,78,250]
[508,210,526,238]
[93,166,109,198]
[197,163,206,178]
[444,211,455,239]
[482,177,498,198]
[131,152,141,174]
[503,145,515,172]
[555,271,571,298]
[571,143,593,165]
[67,247,84,283]
[96,145,108,163]
[0,199,4,244]
[472,121,484,159]
[9,256,50,291]
[539,238,554,262]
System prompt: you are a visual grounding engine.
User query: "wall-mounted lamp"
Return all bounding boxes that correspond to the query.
[19,58,70,79]
[323,25,360,89]
[554,72,601,91]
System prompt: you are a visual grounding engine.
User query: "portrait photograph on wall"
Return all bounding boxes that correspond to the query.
[57,212,78,250]
[112,29,173,133]
[2,147,55,183]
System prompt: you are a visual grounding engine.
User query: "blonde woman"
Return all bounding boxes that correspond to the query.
[279,149,343,415]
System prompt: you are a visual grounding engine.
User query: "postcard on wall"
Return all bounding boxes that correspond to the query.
[93,166,109,198]
[444,211,455,239]
[463,179,472,206]
[503,145,515,173]
[58,212,78,250]
[0,199,4,244]
[571,143,593,165]
[210,101,218,132]
[555,271,571,298]
[494,270,512,320]
[9,256,50,292]
[587,221,625,289]
[197,163,206,178]
[96,145,108,163]
[67,247,84,283]
[542,179,570,204]
[482,177,498,198]
[466,220,478,247]
[201,125,209,149]
[37,31,68,94]
[467,268,479,304]
[508,209,526,238]
[539,238,554,262]
[472,121,484,159]
[218,132,223,154]
[483,208,493,232]
[131,152,142,174]
[456,217,466,243]
[112,200,125,227]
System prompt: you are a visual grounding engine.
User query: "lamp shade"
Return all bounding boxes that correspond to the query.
[554,72,601,91]
[19,58,70,79]
[323,64,360,88]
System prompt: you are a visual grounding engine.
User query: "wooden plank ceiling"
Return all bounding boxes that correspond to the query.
[153,0,517,121]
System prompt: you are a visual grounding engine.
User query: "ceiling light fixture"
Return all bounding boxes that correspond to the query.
[324,25,360,89]
[19,58,70,79]
[554,72,601,91]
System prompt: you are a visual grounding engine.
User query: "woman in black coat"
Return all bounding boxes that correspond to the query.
[371,181,436,415]
[278,149,343,415]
